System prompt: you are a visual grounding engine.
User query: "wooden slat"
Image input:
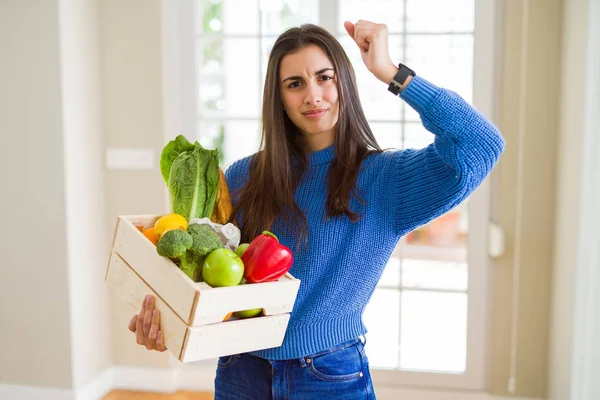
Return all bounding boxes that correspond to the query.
[192,276,300,325]
[120,215,160,231]
[181,314,290,362]
[113,216,199,324]
[106,251,188,360]
[106,251,293,363]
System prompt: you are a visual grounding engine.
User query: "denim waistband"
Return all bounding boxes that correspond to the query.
[301,336,366,359]
[243,335,366,365]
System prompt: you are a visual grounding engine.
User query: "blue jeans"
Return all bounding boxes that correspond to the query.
[214,338,376,399]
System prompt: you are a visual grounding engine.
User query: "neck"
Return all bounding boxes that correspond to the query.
[304,132,335,152]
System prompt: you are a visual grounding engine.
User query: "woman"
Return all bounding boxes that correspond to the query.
[129,20,505,399]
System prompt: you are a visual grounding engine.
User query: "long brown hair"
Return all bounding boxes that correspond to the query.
[232,24,382,245]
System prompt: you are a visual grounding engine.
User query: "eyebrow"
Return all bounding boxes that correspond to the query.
[281,68,335,83]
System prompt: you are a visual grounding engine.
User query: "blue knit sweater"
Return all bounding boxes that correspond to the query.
[225,76,505,360]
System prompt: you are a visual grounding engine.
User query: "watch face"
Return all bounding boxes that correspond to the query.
[399,63,415,74]
[396,67,412,85]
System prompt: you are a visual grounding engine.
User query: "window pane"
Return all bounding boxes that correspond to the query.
[198,0,224,34]
[225,39,261,117]
[406,0,474,33]
[222,0,260,34]
[402,182,469,264]
[370,122,402,151]
[406,205,469,247]
[198,38,261,118]
[198,0,262,35]
[260,0,319,35]
[400,291,467,372]
[199,36,223,75]
[197,121,226,165]
[363,288,400,369]
[401,259,468,291]
[338,34,403,74]
[261,36,277,84]
[198,120,261,167]
[403,200,469,264]
[198,75,225,115]
[402,122,433,149]
[338,35,404,121]
[403,101,420,123]
[338,0,404,34]
[378,257,401,287]
[400,240,468,263]
[405,34,474,102]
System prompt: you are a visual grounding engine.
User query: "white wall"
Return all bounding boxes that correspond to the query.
[0,0,111,396]
[58,0,112,392]
[0,0,74,389]
[99,0,171,369]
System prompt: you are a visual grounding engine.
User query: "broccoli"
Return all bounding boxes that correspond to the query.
[184,223,224,282]
[156,224,223,282]
[156,229,193,258]
[187,223,223,255]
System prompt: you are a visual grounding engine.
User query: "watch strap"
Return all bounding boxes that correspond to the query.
[388,63,416,96]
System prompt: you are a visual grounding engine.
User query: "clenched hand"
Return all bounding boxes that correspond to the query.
[344,20,399,85]
[128,295,167,352]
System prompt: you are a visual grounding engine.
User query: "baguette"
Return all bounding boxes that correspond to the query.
[211,168,233,225]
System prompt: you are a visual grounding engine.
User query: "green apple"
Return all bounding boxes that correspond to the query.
[234,308,263,319]
[235,243,250,258]
[202,248,244,287]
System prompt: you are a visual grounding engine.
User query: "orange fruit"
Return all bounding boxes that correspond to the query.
[154,213,188,237]
[142,227,160,246]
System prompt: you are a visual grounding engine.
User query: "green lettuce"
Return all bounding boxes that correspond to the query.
[160,135,220,221]
[159,135,196,185]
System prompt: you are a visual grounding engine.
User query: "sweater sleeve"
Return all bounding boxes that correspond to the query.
[391,76,505,236]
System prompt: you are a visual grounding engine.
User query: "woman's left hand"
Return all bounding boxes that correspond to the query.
[344,20,398,85]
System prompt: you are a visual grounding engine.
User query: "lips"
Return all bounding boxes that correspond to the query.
[302,108,328,119]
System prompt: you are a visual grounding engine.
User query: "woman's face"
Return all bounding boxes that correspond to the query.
[279,44,339,152]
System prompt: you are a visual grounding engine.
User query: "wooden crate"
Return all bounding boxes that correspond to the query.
[105,215,300,362]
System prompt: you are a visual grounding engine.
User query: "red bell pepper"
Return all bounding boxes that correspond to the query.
[241,231,293,283]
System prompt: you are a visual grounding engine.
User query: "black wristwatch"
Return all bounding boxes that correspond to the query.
[388,63,416,96]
